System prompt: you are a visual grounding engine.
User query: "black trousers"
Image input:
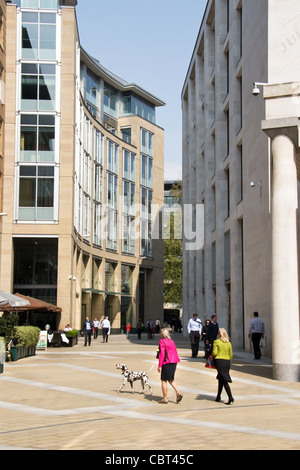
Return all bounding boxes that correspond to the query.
[84,329,92,346]
[189,331,200,357]
[102,328,109,342]
[252,333,262,358]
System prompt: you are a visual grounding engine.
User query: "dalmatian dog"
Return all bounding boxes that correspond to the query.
[116,363,154,394]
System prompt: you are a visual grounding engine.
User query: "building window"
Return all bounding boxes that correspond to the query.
[83,194,91,241]
[21,63,56,112]
[93,130,103,247]
[85,71,98,110]
[107,172,118,251]
[121,127,132,145]
[140,187,152,257]
[141,154,153,188]
[121,93,156,123]
[104,83,118,118]
[123,149,135,182]
[122,149,135,254]
[22,11,56,61]
[105,261,116,292]
[94,129,103,165]
[16,1,59,9]
[94,163,102,203]
[18,165,55,220]
[93,201,102,247]
[107,139,118,173]
[141,128,153,156]
[121,265,133,294]
[13,237,58,305]
[20,114,55,162]
[122,181,135,255]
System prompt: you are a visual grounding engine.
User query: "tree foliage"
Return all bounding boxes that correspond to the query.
[164,183,183,306]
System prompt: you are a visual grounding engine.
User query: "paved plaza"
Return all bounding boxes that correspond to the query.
[0,333,300,452]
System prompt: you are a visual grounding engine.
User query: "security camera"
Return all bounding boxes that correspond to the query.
[250,180,262,188]
[252,85,260,96]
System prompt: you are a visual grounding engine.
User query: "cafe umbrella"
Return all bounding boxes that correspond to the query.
[0,290,31,308]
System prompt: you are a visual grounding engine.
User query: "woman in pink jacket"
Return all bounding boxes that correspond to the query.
[157,328,183,404]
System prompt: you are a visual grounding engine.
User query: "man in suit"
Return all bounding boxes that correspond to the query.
[82,316,93,346]
[206,315,219,357]
[187,313,203,358]
[248,312,265,359]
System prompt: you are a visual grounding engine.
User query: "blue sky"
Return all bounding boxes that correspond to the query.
[76,0,207,181]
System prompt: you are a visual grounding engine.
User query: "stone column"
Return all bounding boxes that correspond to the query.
[271,134,300,381]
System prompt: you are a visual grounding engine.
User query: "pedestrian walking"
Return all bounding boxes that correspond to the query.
[206,314,219,356]
[248,312,265,359]
[136,319,143,339]
[93,317,100,339]
[147,319,154,339]
[82,316,93,346]
[126,322,131,339]
[157,328,182,404]
[101,316,110,343]
[212,328,234,405]
[187,313,202,358]
[201,319,211,359]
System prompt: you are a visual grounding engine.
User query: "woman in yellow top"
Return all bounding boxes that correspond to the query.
[212,328,234,405]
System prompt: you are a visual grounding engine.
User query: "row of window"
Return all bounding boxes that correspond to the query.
[76,119,154,257]
[16,1,60,10]
[85,72,156,124]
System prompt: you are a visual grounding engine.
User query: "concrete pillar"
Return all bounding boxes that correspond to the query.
[271,134,300,381]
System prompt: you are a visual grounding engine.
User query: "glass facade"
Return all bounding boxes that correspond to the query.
[15,0,59,9]
[20,114,55,162]
[5,0,164,332]
[17,2,59,222]
[140,129,153,257]
[121,92,156,123]
[13,238,58,304]
[22,11,56,60]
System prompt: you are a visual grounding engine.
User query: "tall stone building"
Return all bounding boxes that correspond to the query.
[182,0,300,381]
[0,0,165,333]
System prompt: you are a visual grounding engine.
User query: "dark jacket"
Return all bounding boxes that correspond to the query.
[207,321,219,342]
[82,320,93,332]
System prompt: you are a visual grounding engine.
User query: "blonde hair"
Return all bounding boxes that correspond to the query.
[218,328,230,343]
[160,328,171,339]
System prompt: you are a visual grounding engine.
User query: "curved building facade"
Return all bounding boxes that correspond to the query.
[1,0,165,332]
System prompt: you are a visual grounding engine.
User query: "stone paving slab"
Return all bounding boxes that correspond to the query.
[0,333,299,452]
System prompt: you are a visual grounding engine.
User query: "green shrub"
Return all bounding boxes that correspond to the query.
[65,329,79,338]
[13,326,40,347]
[0,313,19,341]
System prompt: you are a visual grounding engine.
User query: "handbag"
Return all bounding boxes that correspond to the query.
[156,340,168,361]
[156,347,160,359]
[205,354,216,369]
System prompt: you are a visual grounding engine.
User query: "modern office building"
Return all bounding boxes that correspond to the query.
[182,0,300,381]
[0,0,165,333]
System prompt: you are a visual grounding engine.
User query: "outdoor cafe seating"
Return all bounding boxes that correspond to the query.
[48,331,69,347]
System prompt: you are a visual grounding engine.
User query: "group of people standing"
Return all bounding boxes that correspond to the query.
[182,311,264,405]
[82,316,111,346]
